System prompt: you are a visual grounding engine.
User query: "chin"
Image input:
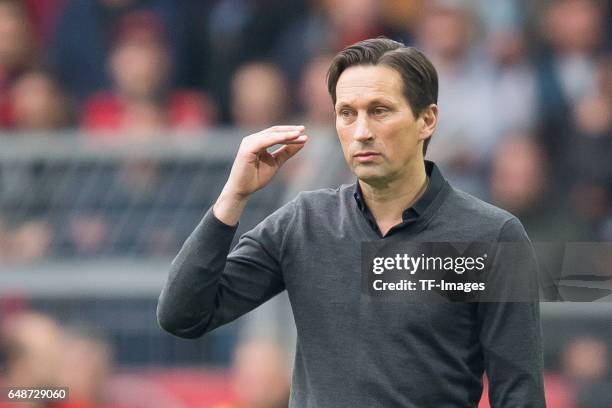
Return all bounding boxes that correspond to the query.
[353,167,387,184]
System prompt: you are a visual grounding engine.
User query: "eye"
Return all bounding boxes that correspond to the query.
[373,106,389,116]
[338,109,353,119]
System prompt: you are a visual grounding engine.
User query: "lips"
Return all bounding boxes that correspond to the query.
[353,151,380,157]
[353,151,381,162]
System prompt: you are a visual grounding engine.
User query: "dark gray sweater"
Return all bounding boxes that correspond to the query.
[157,161,546,407]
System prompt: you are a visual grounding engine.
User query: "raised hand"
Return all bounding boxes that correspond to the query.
[213,125,308,225]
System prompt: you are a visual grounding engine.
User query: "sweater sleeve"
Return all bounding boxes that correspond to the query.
[156,202,293,339]
[477,217,546,407]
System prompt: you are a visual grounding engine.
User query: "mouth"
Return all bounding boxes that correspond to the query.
[353,151,381,162]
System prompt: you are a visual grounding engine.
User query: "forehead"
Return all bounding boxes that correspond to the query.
[335,65,404,105]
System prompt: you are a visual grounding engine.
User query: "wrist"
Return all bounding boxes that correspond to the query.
[213,190,249,226]
[218,187,250,204]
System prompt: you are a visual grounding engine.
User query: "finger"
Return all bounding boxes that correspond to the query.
[272,138,307,167]
[269,139,307,157]
[249,132,307,152]
[263,125,305,133]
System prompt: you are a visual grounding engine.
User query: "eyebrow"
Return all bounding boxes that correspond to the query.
[335,98,396,111]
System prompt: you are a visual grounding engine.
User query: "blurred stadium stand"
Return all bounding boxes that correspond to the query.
[0,0,609,406]
[0,131,293,367]
[0,132,286,259]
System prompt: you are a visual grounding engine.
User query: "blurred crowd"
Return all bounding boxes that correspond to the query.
[0,309,611,407]
[0,310,292,408]
[0,1,610,406]
[0,0,609,263]
[0,311,124,408]
[0,0,610,261]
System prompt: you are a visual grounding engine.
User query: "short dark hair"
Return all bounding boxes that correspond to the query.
[327,37,438,155]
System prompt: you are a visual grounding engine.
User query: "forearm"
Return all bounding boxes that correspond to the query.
[157,208,238,338]
[479,301,546,407]
[482,218,546,406]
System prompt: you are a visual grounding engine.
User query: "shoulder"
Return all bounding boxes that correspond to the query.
[246,184,351,247]
[436,187,528,241]
[254,184,350,227]
[447,188,514,222]
[80,91,123,131]
[292,184,353,211]
[168,90,215,127]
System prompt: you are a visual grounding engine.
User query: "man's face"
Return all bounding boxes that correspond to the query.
[335,65,426,185]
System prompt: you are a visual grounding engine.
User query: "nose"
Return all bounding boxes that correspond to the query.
[353,113,373,142]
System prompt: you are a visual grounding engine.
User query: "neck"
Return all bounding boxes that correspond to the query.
[359,160,428,231]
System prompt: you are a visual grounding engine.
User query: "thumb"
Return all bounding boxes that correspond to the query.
[272,142,306,167]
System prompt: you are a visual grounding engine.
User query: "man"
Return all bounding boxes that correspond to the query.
[157,38,545,407]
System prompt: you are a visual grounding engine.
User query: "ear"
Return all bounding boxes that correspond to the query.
[417,104,438,142]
